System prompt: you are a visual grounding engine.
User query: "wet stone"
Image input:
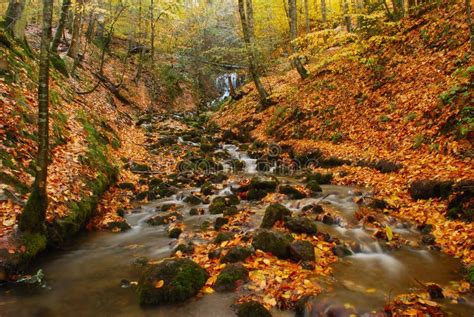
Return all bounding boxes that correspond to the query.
[284,217,318,234]
[235,300,272,317]
[213,263,249,292]
[252,229,293,259]
[279,185,306,200]
[221,246,253,263]
[168,227,182,239]
[214,231,234,244]
[261,203,292,228]
[289,240,315,262]
[214,217,229,231]
[172,243,194,256]
[332,245,352,257]
[146,212,183,226]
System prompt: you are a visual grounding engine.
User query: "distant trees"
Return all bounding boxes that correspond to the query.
[288,0,309,79]
[238,0,271,107]
[51,0,72,53]
[4,0,27,39]
[68,0,83,59]
[20,0,54,233]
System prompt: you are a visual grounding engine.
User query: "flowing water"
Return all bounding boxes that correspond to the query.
[0,144,473,317]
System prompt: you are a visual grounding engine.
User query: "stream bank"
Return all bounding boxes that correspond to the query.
[0,112,472,316]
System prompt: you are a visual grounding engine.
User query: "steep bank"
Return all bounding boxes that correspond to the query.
[213,1,473,265]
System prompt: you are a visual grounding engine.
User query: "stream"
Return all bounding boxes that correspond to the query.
[0,141,473,317]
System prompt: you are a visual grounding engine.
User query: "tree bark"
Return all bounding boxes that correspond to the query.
[321,0,327,23]
[150,0,155,61]
[238,0,270,107]
[67,0,83,59]
[4,0,26,39]
[19,0,54,234]
[343,0,352,32]
[304,0,310,32]
[51,0,72,53]
[289,0,309,79]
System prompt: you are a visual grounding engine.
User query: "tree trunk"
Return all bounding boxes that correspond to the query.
[227,75,236,98]
[467,0,474,52]
[19,0,54,234]
[4,0,27,39]
[304,0,310,32]
[238,0,270,107]
[51,0,71,53]
[289,0,309,79]
[67,0,83,59]
[321,0,327,23]
[343,0,352,32]
[150,0,155,61]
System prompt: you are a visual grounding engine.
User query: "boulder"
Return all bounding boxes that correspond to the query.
[332,245,352,257]
[200,182,216,196]
[305,173,333,185]
[221,246,253,263]
[184,194,202,205]
[171,243,194,256]
[306,181,322,194]
[214,217,229,231]
[279,185,306,200]
[214,232,234,244]
[147,211,182,226]
[168,227,182,239]
[409,180,453,200]
[236,300,272,317]
[252,229,293,259]
[209,195,240,215]
[213,263,249,291]
[284,217,318,234]
[261,204,292,228]
[289,240,315,262]
[138,258,208,305]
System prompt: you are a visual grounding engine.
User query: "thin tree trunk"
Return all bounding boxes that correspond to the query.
[227,75,236,98]
[343,0,352,32]
[150,0,155,61]
[4,0,26,39]
[19,0,54,234]
[68,0,83,58]
[304,0,310,32]
[51,0,71,53]
[238,0,270,107]
[321,0,327,23]
[289,0,309,79]
[467,0,474,52]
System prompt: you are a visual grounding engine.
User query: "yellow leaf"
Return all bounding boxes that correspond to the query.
[385,225,393,241]
[154,280,164,288]
[366,288,376,293]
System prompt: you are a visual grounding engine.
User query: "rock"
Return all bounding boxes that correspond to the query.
[184,194,203,205]
[131,162,151,172]
[285,217,318,234]
[306,181,322,194]
[261,203,292,228]
[374,159,403,173]
[106,220,131,232]
[231,159,246,171]
[208,248,222,259]
[235,300,272,317]
[214,217,229,231]
[135,191,149,201]
[200,182,216,196]
[428,284,444,299]
[279,185,306,199]
[322,214,334,225]
[172,243,194,256]
[214,231,234,244]
[189,208,204,216]
[168,227,183,239]
[146,211,182,226]
[302,204,324,214]
[117,182,136,191]
[289,240,315,262]
[301,261,315,270]
[208,172,228,184]
[250,177,278,192]
[252,229,293,259]
[421,234,436,245]
[160,203,178,212]
[209,195,240,215]
[409,180,454,200]
[200,143,215,153]
[332,245,352,257]
[417,224,433,234]
[213,263,249,291]
[367,198,388,210]
[138,258,208,305]
[305,173,333,185]
[446,190,473,222]
[221,246,253,263]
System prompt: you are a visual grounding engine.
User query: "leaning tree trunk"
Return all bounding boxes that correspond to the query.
[289,0,309,79]
[238,0,270,108]
[19,0,54,234]
[51,0,72,53]
[67,0,83,59]
[4,0,27,39]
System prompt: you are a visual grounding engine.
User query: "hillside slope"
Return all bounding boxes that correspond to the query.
[213,1,473,264]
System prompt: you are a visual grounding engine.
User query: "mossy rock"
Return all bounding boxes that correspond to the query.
[209,195,240,215]
[131,162,151,172]
[223,206,239,216]
[306,181,322,194]
[332,245,352,257]
[235,300,272,317]
[221,246,254,263]
[214,263,249,292]
[50,54,69,77]
[201,182,216,196]
[168,227,183,239]
[249,177,278,192]
[289,240,315,262]
[106,221,131,232]
[252,229,293,259]
[208,172,228,184]
[231,159,246,171]
[184,194,202,205]
[138,258,208,305]
[261,203,292,228]
[200,143,215,153]
[214,231,234,244]
[409,180,454,200]
[284,217,317,234]
[305,173,333,185]
[214,217,229,231]
[117,183,136,191]
[171,243,195,256]
[246,189,268,201]
[446,191,473,222]
[278,185,306,199]
[146,212,182,226]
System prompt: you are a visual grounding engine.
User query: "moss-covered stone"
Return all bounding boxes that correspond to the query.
[285,217,317,234]
[184,194,202,205]
[252,229,293,259]
[289,240,315,262]
[332,245,352,257]
[236,300,272,317]
[168,227,183,239]
[106,220,131,232]
[138,258,208,305]
[221,246,253,263]
[50,54,68,77]
[209,195,240,215]
[214,231,234,244]
[214,263,249,291]
[409,180,454,200]
[279,185,306,199]
[172,243,194,256]
[261,203,291,228]
[17,233,47,265]
[146,212,182,226]
[305,173,333,185]
[306,181,322,194]
[200,182,215,196]
[214,217,229,230]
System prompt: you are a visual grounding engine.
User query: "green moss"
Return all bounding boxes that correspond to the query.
[18,233,47,264]
[306,180,322,194]
[261,203,291,228]
[214,263,248,291]
[221,246,253,263]
[279,185,306,199]
[50,54,68,77]
[236,300,272,317]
